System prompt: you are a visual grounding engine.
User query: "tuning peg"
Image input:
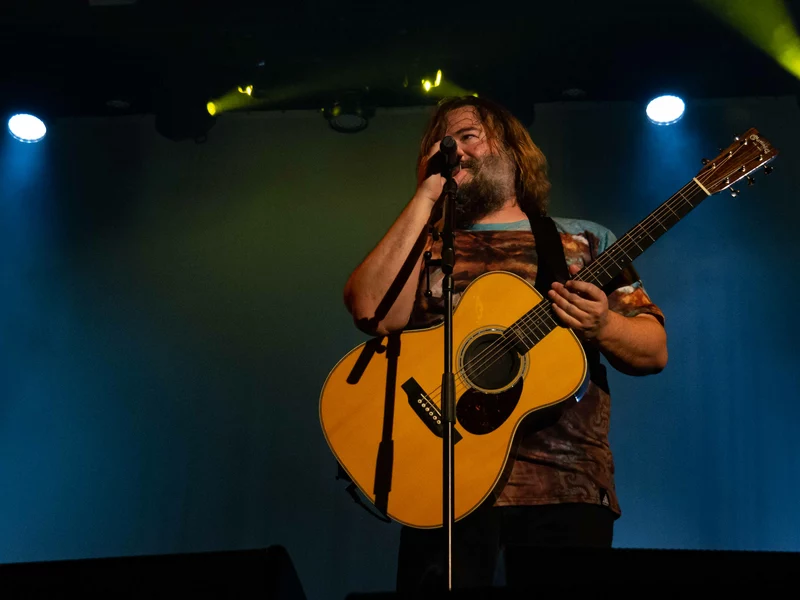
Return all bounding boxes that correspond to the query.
[747,176,755,186]
[764,165,774,175]
[701,158,710,165]
[730,188,740,198]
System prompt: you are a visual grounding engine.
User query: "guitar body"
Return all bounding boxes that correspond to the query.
[319,271,588,528]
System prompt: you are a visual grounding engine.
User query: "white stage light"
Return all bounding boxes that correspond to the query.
[8,114,47,143]
[646,96,685,125]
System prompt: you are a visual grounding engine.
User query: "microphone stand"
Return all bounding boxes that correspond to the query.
[438,137,459,591]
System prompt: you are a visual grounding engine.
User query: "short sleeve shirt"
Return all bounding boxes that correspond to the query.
[407,217,665,515]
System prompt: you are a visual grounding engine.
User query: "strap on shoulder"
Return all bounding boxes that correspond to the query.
[529,216,569,296]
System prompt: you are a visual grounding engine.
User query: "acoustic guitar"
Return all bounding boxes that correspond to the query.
[319,129,778,528]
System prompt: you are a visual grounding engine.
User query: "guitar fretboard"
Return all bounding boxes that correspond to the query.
[503,179,710,353]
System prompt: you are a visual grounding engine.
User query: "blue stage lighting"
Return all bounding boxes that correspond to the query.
[8,113,47,143]
[646,96,685,125]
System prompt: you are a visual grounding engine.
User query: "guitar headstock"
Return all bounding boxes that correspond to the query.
[696,129,778,196]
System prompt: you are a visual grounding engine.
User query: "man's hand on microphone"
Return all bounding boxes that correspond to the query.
[417,139,461,205]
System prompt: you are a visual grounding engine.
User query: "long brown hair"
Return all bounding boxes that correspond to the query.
[417,96,550,217]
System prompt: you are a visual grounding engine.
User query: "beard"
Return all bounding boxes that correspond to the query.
[454,152,517,228]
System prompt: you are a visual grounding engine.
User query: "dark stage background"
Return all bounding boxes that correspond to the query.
[1,96,798,599]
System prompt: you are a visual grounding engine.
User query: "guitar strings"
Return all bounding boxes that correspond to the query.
[467,150,745,374]
[449,151,747,397]
[465,146,751,373]
[425,177,708,404]
[419,179,703,408]
[418,148,747,410]
[447,159,732,396]
[424,183,703,407]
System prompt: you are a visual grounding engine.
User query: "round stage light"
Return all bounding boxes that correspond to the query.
[328,111,368,133]
[8,113,47,142]
[646,95,685,125]
[322,92,374,133]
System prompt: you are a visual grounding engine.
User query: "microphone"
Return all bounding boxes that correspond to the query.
[440,136,459,169]
[423,136,461,180]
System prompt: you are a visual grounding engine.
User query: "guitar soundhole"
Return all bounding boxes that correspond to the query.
[456,329,526,435]
[462,332,520,392]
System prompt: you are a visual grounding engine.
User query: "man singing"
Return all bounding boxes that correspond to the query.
[343,96,667,591]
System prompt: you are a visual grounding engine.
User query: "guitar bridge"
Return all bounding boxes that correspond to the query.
[401,378,462,444]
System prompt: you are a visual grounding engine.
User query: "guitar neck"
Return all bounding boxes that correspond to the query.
[573,177,710,290]
[501,128,777,356]
[504,178,711,353]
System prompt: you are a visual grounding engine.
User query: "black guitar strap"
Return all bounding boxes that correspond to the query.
[528,215,609,394]
[529,216,570,295]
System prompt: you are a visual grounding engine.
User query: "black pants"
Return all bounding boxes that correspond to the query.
[396,503,615,593]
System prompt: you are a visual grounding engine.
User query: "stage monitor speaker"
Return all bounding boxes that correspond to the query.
[0,544,306,599]
[346,547,800,598]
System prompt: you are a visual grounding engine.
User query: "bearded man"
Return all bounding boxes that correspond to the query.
[343,96,667,592]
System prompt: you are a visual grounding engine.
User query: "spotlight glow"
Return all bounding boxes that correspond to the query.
[422,70,443,93]
[8,114,47,142]
[697,0,800,80]
[646,95,685,125]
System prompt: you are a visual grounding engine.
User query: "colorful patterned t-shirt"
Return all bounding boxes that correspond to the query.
[407,217,665,515]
